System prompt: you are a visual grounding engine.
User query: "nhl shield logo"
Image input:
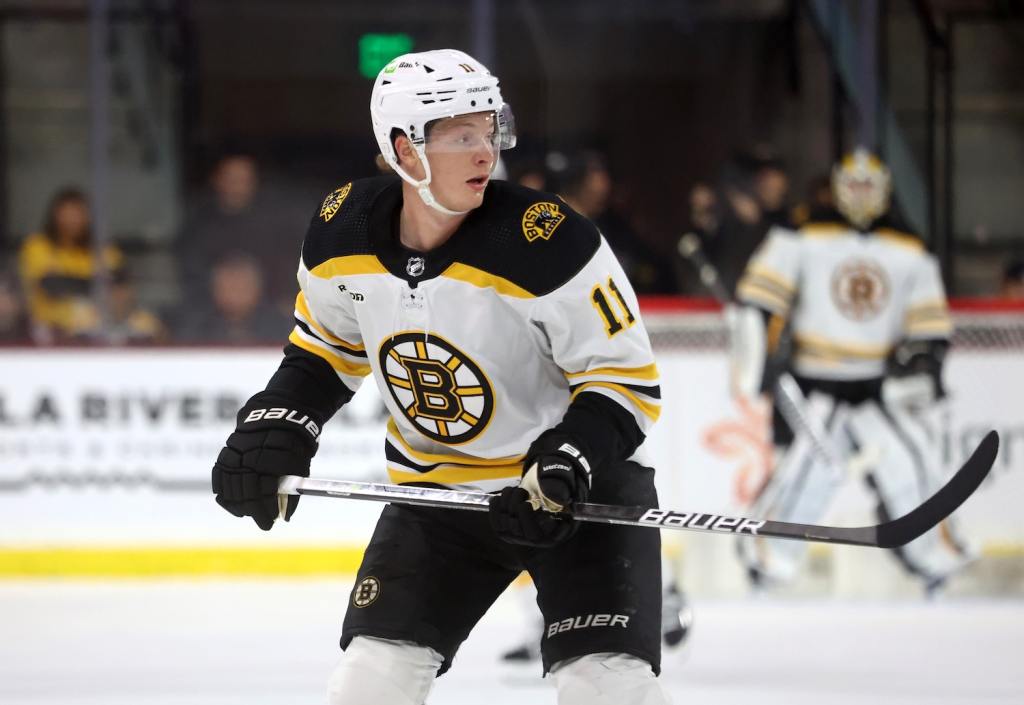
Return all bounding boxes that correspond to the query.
[352,576,381,608]
[320,183,352,222]
[522,201,566,242]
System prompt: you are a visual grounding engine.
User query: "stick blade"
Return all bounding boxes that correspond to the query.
[875,430,999,549]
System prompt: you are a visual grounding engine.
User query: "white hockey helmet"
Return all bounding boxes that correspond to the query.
[370,49,516,215]
[831,148,892,230]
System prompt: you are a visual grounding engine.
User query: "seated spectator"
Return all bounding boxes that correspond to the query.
[18,188,123,343]
[0,270,31,344]
[176,252,291,344]
[547,149,677,294]
[1000,260,1024,299]
[177,153,306,319]
[106,272,167,345]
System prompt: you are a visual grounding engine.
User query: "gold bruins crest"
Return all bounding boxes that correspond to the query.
[319,183,352,222]
[522,201,566,242]
[831,258,890,321]
[379,332,494,445]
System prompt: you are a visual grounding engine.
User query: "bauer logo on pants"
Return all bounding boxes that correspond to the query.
[547,614,630,638]
[378,332,494,445]
[352,576,381,608]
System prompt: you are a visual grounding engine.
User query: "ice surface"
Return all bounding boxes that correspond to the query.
[1,580,1021,704]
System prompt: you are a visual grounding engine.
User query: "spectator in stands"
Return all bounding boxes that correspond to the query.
[791,173,834,227]
[547,149,676,294]
[106,272,167,345]
[682,148,794,297]
[177,153,304,324]
[18,187,124,344]
[1000,260,1024,299]
[177,252,291,344]
[0,269,31,344]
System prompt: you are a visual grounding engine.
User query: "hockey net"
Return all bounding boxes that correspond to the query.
[640,297,1024,352]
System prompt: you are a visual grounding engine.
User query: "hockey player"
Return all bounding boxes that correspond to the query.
[211,49,671,704]
[732,148,972,592]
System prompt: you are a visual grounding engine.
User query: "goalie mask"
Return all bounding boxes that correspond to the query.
[370,49,517,215]
[831,148,892,230]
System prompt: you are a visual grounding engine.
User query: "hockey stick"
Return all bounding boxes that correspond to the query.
[278,430,997,547]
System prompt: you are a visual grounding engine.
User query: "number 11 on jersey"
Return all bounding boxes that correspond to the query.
[591,277,636,337]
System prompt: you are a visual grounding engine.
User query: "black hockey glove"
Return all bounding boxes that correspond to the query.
[212,394,324,531]
[488,431,591,548]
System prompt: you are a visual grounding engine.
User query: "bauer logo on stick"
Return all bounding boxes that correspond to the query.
[352,576,381,608]
[522,201,566,242]
[638,509,766,535]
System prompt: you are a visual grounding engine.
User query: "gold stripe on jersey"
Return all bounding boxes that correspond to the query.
[294,292,366,352]
[570,382,661,422]
[288,329,373,377]
[386,418,525,467]
[801,222,848,238]
[746,265,796,294]
[309,255,388,280]
[738,280,791,314]
[794,333,891,360]
[564,363,660,382]
[907,320,954,337]
[440,262,535,299]
[875,228,925,252]
[387,463,523,486]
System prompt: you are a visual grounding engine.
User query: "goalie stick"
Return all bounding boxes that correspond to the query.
[278,430,997,547]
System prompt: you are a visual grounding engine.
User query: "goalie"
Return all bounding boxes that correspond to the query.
[731,149,974,593]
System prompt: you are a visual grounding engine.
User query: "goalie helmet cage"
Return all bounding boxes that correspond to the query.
[639,297,1022,599]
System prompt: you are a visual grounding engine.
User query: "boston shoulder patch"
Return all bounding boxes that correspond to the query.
[522,201,566,242]
[320,183,353,222]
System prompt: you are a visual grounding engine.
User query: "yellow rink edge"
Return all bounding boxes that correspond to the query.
[0,546,368,577]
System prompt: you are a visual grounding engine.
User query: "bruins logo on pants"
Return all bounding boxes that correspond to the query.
[379,332,494,444]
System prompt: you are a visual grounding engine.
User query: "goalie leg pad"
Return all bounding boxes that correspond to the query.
[327,635,442,705]
[550,652,671,705]
[848,402,974,582]
[738,393,847,585]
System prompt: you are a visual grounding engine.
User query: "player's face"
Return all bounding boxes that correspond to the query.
[423,112,497,212]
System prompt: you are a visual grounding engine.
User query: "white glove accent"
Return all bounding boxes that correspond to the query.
[882,373,936,409]
[520,463,566,513]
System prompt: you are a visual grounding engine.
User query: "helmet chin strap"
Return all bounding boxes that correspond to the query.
[394,146,470,217]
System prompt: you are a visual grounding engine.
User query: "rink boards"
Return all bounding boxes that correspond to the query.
[0,326,1021,581]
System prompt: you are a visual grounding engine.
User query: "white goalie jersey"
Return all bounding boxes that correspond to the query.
[288,176,660,492]
[737,221,952,381]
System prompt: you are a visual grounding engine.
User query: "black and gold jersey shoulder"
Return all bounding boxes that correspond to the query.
[301,175,399,270]
[455,180,602,297]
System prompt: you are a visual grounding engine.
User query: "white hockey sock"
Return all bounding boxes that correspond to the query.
[550,652,672,705]
[327,635,442,705]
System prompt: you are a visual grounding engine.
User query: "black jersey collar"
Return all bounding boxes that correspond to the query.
[367,179,487,287]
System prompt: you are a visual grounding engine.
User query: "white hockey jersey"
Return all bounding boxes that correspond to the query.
[737,221,952,381]
[288,177,660,492]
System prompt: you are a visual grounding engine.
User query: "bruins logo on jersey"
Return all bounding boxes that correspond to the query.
[379,332,494,445]
[831,258,890,321]
[522,201,566,242]
[319,183,352,222]
[352,576,380,608]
